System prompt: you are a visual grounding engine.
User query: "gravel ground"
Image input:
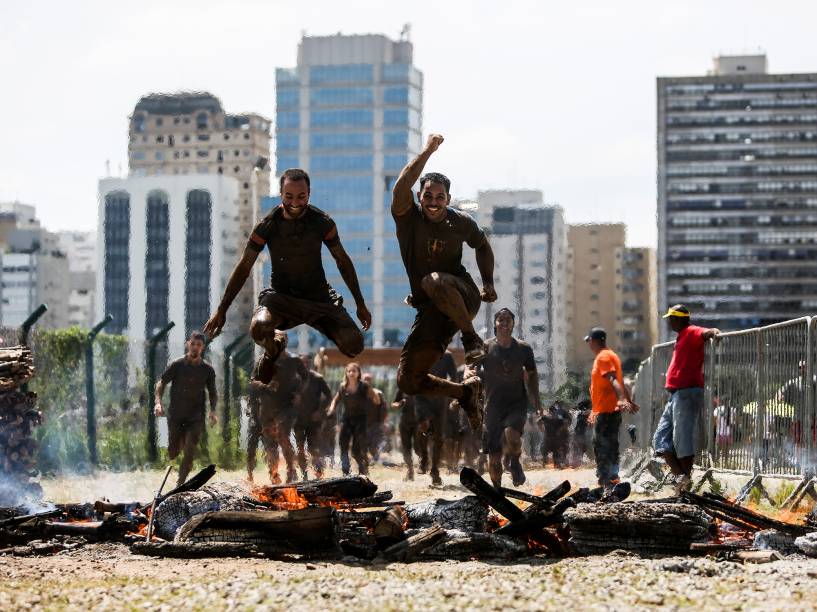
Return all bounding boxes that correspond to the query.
[1,462,815,610]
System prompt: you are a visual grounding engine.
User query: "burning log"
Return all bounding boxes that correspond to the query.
[459,467,524,522]
[256,476,378,505]
[681,491,811,537]
[373,506,407,547]
[495,497,577,538]
[564,502,710,556]
[405,496,488,532]
[152,482,254,540]
[175,508,338,557]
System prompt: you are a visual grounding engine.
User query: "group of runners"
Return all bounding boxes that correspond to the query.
[155,132,716,494]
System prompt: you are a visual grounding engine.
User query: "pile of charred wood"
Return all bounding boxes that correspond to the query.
[3,461,816,561]
[0,346,41,506]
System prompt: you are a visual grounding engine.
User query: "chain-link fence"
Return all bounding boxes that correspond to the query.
[630,316,817,478]
[0,322,402,475]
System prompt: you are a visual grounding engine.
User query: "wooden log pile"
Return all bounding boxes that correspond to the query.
[0,346,40,507]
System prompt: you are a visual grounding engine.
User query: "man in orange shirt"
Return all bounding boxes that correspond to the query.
[586,327,636,488]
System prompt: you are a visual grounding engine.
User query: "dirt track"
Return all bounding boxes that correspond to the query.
[2,464,816,611]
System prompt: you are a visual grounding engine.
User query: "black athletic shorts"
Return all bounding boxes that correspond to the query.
[402,274,481,357]
[484,402,527,454]
[258,289,363,357]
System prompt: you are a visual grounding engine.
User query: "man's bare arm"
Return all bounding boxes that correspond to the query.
[474,240,497,302]
[391,134,444,217]
[203,246,260,338]
[328,239,371,330]
[605,373,632,407]
[703,328,721,340]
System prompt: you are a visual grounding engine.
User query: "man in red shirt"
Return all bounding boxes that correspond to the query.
[653,304,719,495]
[586,327,636,488]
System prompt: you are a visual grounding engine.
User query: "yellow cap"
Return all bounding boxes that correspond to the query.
[663,304,691,319]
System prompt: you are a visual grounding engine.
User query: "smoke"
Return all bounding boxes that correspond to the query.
[0,472,53,514]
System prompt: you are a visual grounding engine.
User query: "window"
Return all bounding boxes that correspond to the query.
[310,109,373,128]
[168,135,174,146]
[133,114,146,133]
[310,132,371,150]
[383,64,410,82]
[384,154,407,172]
[276,156,299,174]
[310,176,373,212]
[131,151,146,161]
[185,190,212,336]
[384,86,408,105]
[384,109,408,126]
[197,150,209,158]
[223,133,230,140]
[145,190,170,340]
[182,134,191,143]
[383,131,408,149]
[156,135,164,143]
[244,133,250,140]
[277,133,299,151]
[310,87,373,107]
[276,88,299,109]
[196,112,208,130]
[332,215,373,235]
[309,64,373,84]
[155,151,164,161]
[155,117,163,127]
[311,154,372,172]
[104,191,130,334]
[197,134,210,141]
[278,112,300,129]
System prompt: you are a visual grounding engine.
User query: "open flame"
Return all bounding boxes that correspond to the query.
[253,486,310,510]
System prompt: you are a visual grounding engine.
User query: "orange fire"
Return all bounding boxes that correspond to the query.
[253,486,310,510]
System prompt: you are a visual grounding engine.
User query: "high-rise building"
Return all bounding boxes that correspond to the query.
[566,224,626,373]
[460,190,569,393]
[567,224,657,372]
[95,174,240,351]
[0,203,69,329]
[127,92,271,326]
[56,231,96,328]
[657,55,817,335]
[614,247,657,369]
[275,33,423,350]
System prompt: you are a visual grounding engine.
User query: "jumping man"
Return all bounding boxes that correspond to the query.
[392,133,496,431]
[203,168,371,383]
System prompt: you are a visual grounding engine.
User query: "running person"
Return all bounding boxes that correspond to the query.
[293,354,332,481]
[478,308,541,488]
[392,133,496,431]
[249,341,307,484]
[414,351,458,486]
[154,331,218,486]
[327,363,379,476]
[203,168,371,384]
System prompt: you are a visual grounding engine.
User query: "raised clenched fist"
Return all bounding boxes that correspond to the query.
[426,134,444,152]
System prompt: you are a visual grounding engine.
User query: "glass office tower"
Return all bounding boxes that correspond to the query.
[658,55,817,335]
[275,33,423,349]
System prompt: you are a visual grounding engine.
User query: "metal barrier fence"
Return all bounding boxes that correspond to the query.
[630,316,817,478]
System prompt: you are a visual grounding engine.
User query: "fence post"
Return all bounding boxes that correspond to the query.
[19,303,47,393]
[85,314,113,466]
[752,330,765,475]
[222,334,248,445]
[146,321,175,462]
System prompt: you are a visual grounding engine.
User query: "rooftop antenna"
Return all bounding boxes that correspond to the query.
[105,159,111,177]
[400,23,411,42]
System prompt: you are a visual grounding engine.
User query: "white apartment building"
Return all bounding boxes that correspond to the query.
[95,174,240,352]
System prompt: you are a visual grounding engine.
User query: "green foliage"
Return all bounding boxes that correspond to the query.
[554,371,591,404]
[772,481,796,508]
[708,477,726,497]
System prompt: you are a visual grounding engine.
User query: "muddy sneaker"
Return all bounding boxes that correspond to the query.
[601,481,631,503]
[462,334,487,366]
[460,376,484,431]
[430,470,443,486]
[673,474,692,496]
[509,456,526,487]
[404,467,415,482]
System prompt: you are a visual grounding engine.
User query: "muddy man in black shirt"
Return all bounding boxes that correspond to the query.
[203,168,371,383]
[392,134,497,432]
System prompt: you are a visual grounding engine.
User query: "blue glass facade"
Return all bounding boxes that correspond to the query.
[276,49,422,348]
[104,191,130,334]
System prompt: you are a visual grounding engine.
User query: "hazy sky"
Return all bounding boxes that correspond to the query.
[2,1,817,247]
